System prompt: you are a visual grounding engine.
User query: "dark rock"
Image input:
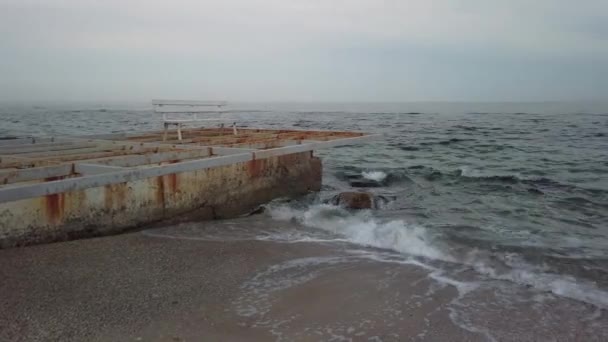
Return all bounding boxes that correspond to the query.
[246,206,266,216]
[373,195,395,208]
[527,188,544,195]
[332,192,373,209]
[349,180,383,188]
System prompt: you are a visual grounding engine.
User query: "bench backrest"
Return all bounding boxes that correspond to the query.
[152,99,228,122]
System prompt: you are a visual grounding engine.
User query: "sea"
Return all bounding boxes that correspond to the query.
[1,101,607,340]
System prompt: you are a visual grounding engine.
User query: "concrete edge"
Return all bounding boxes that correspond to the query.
[0,134,378,203]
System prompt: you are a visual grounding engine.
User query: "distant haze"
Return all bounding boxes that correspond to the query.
[1,0,607,102]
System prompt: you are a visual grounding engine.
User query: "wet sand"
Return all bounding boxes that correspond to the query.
[0,223,605,341]
[0,227,478,341]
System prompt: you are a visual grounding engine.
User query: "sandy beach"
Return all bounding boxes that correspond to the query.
[1,217,605,341]
[0,226,471,341]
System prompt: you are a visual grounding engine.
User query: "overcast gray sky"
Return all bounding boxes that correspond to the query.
[1,0,606,102]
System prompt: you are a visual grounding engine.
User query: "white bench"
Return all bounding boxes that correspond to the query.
[152,99,237,141]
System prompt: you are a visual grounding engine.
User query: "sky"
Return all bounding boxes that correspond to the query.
[1,0,607,102]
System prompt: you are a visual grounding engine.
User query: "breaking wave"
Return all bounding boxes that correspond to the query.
[265,203,608,309]
[334,168,412,186]
[457,166,523,182]
[268,203,451,261]
[467,252,608,309]
[361,170,388,182]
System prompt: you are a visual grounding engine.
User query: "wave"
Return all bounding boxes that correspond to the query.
[470,144,519,152]
[294,111,350,115]
[420,138,476,146]
[439,138,475,145]
[469,253,608,308]
[265,203,608,309]
[334,168,412,187]
[403,165,607,195]
[361,170,387,182]
[466,112,536,116]
[458,167,521,183]
[457,168,608,197]
[268,204,451,261]
[368,112,425,115]
[453,125,479,131]
[397,145,421,151]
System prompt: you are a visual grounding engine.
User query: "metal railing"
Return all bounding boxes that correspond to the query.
[152,99,236,140]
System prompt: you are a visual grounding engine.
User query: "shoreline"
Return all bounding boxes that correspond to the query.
[1,219,606,341]
[0,224,476,341]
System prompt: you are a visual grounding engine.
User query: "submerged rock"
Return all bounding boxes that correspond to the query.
[527,188,544,195]
[349,180,383,188]
[373,195,394,208]
[332,192,374,209]
[246,206,266,216]
[328,192,395,209]
[336,170,392,188]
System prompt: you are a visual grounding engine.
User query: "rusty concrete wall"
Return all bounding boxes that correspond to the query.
[0,152,321,248]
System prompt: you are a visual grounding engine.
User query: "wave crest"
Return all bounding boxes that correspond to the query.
[268,203,452,261]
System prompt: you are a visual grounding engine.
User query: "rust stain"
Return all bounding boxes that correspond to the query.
[247,158,266,178]
[104,186,112,210]
[45,176,64,182]
[42,176,66,223]
[156,176,166,207]
[167,173,179,193]
[44,193,65,223]
[41,175,90,223]
[278,154,295,166]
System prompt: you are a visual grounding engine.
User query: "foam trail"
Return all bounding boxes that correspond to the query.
[472,260,608,309]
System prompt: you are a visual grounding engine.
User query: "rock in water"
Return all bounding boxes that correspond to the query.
[246,206,266,216]
[333,192,373,209]
[349,180,383,188]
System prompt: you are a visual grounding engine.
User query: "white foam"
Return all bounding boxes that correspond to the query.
[472,260,608,309]
[458,166,520,179]
[233,256,352,318]
[268,203,453,262]
[268,202,608,311]
[458,166,482,178]
[268,204,302,221]
[362,170,387,182]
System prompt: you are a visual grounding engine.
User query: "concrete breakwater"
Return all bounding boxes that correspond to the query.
[0,128,375,248]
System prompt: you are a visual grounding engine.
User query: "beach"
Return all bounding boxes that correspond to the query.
[3,0,608,339]
[0,222,466,341]
[1,216,606,341]
[1,102,607,341]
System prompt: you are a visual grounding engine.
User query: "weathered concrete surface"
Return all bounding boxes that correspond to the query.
[0,152,321,248]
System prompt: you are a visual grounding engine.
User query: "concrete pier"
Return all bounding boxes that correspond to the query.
[0,128,375,248]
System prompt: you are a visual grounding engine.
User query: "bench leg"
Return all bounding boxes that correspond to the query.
[233,122,238,135]
[163,123,169,141]
[177,124,183,141]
